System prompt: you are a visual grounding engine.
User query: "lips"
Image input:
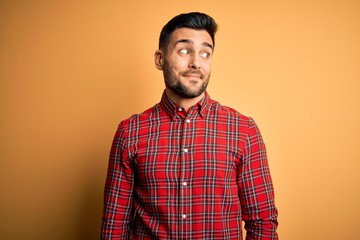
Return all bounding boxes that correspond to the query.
[184,74,201,78]
[182,71,203,80]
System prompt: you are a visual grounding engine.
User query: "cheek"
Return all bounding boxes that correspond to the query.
[177,58,191,69]
[167,56,188,71]
[202,61,212,74]
[172,62,190,75]
[168,52,188,64]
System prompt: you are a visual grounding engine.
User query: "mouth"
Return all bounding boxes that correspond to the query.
[182,73,203,80]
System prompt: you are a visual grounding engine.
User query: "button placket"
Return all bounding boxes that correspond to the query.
[179,110,192,230]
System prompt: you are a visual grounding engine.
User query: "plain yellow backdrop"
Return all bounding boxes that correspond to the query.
[1,1,359,239]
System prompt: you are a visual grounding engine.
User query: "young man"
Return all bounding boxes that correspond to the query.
[101,12,278,239]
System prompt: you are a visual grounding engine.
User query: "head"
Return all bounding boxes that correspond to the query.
[158,12,218,53]
[155,12,218,100]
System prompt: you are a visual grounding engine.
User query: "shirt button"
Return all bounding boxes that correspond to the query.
[182,214,187,219]
[183,148,188,153]
[182,181,187,186]
[185,119,190,123]
[178,108,183,111]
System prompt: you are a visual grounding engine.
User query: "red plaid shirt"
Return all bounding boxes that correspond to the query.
[101,91,278,239]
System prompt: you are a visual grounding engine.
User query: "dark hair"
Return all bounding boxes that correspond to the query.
[159,12,218,51]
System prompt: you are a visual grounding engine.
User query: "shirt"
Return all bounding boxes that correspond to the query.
[101,91,278,240]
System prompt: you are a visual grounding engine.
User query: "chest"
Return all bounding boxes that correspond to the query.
[131,118,243,186]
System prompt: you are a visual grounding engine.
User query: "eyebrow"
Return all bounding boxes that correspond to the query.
[175,39,213,50]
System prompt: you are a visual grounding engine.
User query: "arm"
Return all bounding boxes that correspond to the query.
[238,118,278,240]
[101,122,134,240]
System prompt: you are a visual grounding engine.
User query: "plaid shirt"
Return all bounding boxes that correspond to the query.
[101,91,278,239]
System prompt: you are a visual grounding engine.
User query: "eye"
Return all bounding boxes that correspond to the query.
[179,49,190,55]
[200,52,211,58]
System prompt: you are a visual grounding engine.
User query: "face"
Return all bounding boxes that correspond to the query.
[155,28,213,99]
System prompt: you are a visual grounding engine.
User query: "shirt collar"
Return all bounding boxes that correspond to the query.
[160,90,210,120]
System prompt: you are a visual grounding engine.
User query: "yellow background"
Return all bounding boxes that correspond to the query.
[1,1,359,239]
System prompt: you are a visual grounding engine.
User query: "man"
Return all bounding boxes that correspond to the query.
[101,12,278,239]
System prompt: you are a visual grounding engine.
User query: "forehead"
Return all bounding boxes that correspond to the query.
[169,28,213,46]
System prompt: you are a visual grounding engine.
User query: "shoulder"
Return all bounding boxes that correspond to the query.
[118,103,161,130]
[207,99,262,135]
[208,99,251,123]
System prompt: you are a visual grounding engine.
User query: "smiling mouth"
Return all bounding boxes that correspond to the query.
[183,74,202,80]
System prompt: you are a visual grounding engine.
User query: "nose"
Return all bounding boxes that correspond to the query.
[189,54,200,69]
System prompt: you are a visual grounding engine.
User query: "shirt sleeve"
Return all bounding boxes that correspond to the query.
[237,117,278,240]
[101,122,134,240]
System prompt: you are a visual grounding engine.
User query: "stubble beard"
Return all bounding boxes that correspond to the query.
[163,60,210,99]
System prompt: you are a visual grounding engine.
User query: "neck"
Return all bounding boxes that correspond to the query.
[165,89,205,111]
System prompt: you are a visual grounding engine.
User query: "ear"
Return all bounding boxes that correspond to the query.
[154,50,164,70]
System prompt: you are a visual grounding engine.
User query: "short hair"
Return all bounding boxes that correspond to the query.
[159,12,218,51]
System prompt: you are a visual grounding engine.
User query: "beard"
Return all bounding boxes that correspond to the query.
[163,60,210,99]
